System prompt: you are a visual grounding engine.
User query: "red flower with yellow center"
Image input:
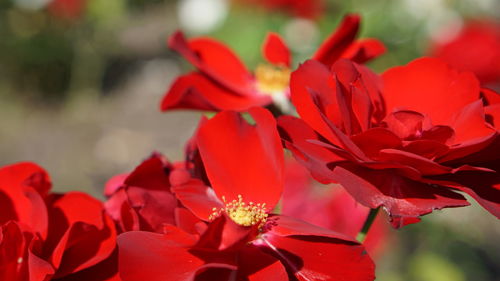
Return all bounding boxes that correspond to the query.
[161,14,385,113]
[117,107,375,281]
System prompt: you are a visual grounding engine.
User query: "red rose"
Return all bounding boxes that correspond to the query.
[0,162,118,280]
[118,108,375,280]
[279,57,499,228]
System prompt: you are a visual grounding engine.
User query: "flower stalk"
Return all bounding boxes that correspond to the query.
[357,207,380,243]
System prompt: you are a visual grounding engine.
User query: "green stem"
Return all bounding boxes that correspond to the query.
[356,207,380,243]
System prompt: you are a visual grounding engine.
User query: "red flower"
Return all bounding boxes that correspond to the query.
[161,14,384,112]
[281,158,390,258]
[105,153,176,233]
[47,0,87,20]
[278,57,499,228]
[430,20,500,86]
[118,107,375,281]
[0,162,118,280]
[104,152,206,235]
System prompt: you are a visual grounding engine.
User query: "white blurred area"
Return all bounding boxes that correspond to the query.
[0,56,199,198]
[1,0,205,197]
[395,0,463,37]
[13,0,51,10]
[395,0,499,39]
[283,18,319,54]
[177,0,229,34]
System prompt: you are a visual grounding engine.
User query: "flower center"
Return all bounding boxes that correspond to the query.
[210,195,268,227]
[255,64,291,95]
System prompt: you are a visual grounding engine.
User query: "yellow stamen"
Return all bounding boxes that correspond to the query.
[209,195,268,228]
[255,64,290,95]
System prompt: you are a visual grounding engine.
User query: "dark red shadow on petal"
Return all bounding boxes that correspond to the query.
[331,165,470,228]
[261,233,375,281]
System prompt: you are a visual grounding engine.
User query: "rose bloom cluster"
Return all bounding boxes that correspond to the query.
[1,14,498,281]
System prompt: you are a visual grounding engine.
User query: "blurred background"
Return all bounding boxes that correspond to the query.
[0,0,499,280]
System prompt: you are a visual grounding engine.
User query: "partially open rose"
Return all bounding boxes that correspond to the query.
[279,57,499,228]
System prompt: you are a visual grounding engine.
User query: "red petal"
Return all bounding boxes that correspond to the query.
[449,100,495,144]
[29,247,55,281]
[122,153,170,190]
[0,221,54,281]
[105,154,178,232]
[261,216,375,281]
[403,140,450,159]
[104,173,128,197]
[290,60,342,145]
[341,38,386,64]
[331,166,470,228]
[168,31,253,95]
[313,14,360,66]
[266,215,355,242]
[118,230,203,281]
[331,59,368,135]
[119,198,141,232]
[197,108,284,208]
[161,72,270,112]
[482,87,500,105]
[291,60,382,158]
[192,263,238,281]
[441,135,500,166]
[318,110,371,161]
[0,162,51,197]
[430,165,500,219]
[237,245,288,281]
[377,149,451,175]
[350,127,402,159]
[437,132,497,163]
[55,248,120,281]
[421,126,455,144]
[0,162,49,239]
[450,181,500,219]
[174,207,204,235]
[171,177,223,221]
[485,103,500,130]
[196,215,258,252]
[126,186,177,232]
[382,57,480,125]
[278,115,344,183]
[45,192,117,278]
[0,222,27,279]
[262,32,291,67]
[356,64,386,122]
[104,187,125,223]
[382,110,425,139]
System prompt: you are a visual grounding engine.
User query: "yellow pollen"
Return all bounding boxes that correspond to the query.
[255,64,290,95]
[209,195,268,227]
